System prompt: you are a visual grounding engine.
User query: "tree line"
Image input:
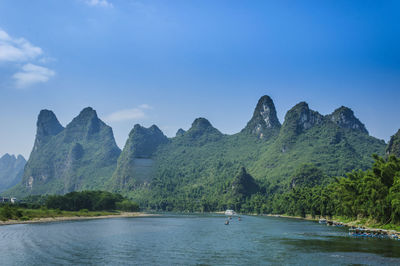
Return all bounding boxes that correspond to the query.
[136,154,400,226]
[246,155,400,224]
[1,190,140,222]
[45,191,139,212]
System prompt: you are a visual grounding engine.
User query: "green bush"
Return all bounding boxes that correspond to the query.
[45,190,138,212]
[116,200,140,212]
[0,205,13,221]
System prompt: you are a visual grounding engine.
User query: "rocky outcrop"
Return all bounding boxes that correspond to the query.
[242,95,281,139]
[327,106,368,134]
[280,102,324,137]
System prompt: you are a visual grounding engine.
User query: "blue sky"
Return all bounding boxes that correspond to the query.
[0,0,399,158]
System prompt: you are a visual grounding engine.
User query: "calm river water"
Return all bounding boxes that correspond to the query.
[1,214,400,265]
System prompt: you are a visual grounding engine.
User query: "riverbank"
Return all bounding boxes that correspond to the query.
[0,212,158,226]
[266,214,400,234]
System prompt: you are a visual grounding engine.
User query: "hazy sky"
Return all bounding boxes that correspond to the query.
[0,0,399,158]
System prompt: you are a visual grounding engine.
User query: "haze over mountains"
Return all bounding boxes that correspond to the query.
[0,154,26,193]
[3,95,395,210]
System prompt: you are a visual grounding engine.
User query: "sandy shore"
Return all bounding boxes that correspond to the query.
[0,212,159,226]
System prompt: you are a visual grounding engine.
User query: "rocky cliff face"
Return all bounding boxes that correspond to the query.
[327,106,368,134]
[112,124,168,190]
[0,154,26,193]
[14,107,120,195]
[242,95,281,139]
[290,102,324,131]
[387,129,400,157]
[279,102,324,147]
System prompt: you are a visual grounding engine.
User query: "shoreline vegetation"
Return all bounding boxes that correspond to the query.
[265,214,400,233]
[2,155,400,235]
[0,211,157,226]
[0,191,144,226]
[2,208,399,236]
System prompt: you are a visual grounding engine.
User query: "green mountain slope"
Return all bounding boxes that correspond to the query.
[6,107,121,196]
[251,103,385,184]
[6,96,387,210]
[0,154,26,193]
[115,96,385,211]
[112,124,168,190]
[387,129,400,157]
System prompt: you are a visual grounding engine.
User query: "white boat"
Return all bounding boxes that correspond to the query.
[319,218,327,224]
[225,209,236,216]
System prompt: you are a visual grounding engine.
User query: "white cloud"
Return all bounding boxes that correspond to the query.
[138,104,153,110]
[0,29,43,62]
[104,104,153,122]
[13,63,55,88]
[85,0,113,8]
[0,29,55,88]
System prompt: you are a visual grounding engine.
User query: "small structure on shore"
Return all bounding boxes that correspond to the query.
[0,197,17,204]
[0,197,10,203]
[225,209,236,216]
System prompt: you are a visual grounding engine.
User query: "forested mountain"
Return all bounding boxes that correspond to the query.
[387,129,400,157]
[114,96,386,210]
[0,154,26,193]
[270,155,400,223]
[6,107,121,196]
[5,96,387,211]
[112,124,168,190]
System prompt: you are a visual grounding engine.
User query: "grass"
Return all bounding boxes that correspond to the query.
[0,206,119,222]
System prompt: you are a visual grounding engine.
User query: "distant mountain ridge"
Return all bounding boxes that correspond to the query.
[0,154,26,193]
[5,96,389,210]
[110,96,386,210]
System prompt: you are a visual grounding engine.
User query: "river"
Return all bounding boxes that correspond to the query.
[1,214,400,265]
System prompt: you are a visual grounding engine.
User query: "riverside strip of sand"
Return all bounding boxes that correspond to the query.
[0,212,159,226]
